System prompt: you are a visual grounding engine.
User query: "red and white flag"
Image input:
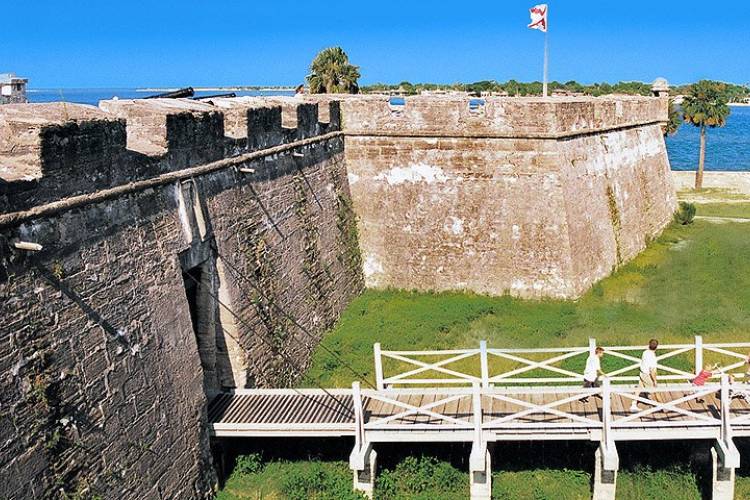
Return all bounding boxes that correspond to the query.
[528,4,548,32]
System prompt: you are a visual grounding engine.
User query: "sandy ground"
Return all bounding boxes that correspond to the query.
[672,171,750,202]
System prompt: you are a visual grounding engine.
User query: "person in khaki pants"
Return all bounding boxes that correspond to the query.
[631,339,658,412]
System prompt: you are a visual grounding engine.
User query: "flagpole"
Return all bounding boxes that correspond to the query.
[543,30,549,97]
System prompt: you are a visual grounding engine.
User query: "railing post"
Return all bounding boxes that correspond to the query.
[480,340,489,389]
[352,381,364,451]
[695,335,703,376]
[589,338,597,357]
[472,382,483,446]
[716,373,740,470]
[350,381,376,498]
[470,382,490,498]
[373,343,384,390]
[721,374,730,444]
[602,377,612,445]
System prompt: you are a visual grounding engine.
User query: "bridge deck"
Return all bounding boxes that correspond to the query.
[209,386,750,442]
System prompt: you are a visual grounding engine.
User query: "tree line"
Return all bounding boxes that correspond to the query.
[361,79,750,102]
[300,46,748,104]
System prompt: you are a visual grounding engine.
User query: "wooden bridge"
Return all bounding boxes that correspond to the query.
[209,337,750,499]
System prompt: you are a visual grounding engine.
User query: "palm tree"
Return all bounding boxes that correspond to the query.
[307,47,361,94]
[663,98,681,137]
[682,80,731,189]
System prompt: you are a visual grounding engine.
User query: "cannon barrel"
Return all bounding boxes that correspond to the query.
[193,93,237,100]
[143,87,195,99]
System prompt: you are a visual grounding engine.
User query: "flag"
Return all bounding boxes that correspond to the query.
[528,4,548,32]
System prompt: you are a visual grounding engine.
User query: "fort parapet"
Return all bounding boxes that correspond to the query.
[0,93,675,497]
[0,97,361,498]
[341,95,676,298]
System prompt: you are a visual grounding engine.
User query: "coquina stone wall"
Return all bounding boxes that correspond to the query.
[341,96,676,298]
[0,97,363,498]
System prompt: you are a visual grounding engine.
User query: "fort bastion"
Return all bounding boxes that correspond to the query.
[342,95,676,298]
[0,93,675,498]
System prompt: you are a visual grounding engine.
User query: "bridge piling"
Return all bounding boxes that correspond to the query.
[711,443,736,500]
[469,444,492,500]
[593,444,618,500]
[352,446,377,499]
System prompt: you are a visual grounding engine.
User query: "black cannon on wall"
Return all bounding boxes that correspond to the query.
[144,87,195,99]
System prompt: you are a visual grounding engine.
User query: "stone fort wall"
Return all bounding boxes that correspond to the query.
[0,98,363,498]
[341,96,676,298]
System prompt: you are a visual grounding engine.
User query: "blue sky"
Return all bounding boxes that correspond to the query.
[2,1,748,88]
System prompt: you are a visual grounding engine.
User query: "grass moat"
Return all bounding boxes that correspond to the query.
[219,201,750,499]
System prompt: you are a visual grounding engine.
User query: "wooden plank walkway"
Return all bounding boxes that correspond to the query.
[209,385,750,442]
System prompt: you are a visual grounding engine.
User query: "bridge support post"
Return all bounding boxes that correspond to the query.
[350,443,377,499]
[711,443,736,500]
[469,441,492,500]
[593,443,618,500]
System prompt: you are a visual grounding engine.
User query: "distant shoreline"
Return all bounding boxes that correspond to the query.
[136,87,296,92]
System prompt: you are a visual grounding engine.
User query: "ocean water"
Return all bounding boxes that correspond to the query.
[27,88,294,105]
[25,90,750,171]
[667,105,750,171]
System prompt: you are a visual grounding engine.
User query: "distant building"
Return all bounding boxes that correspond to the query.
[420,89,472,97]
[551,89,586,97]
[481,91,509,97]
[0,73,28,104]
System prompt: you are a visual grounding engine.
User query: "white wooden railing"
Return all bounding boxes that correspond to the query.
[373,337,750,389]
[351,376,749,461]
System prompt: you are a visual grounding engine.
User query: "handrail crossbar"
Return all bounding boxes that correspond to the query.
[603,346,695,378]
[364,392,474,429]
[611,386,722,426]
[487,349,586,382]
[382,350,480,384]
[483,390,602,427]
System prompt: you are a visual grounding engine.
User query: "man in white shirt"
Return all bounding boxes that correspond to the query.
[580,346,605,403]
[630,339,659,412]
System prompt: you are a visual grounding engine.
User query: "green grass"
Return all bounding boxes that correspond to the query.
[493,469,591,499]
[376,456,468,499]
[615,466,702,500]
[217,456,364,500]
[695,202,750,219]
[305,220,750,388]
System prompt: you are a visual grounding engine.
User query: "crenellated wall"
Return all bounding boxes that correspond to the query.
[0,97,362,499]
[341,95,676,298]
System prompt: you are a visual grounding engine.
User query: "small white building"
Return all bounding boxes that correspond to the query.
[0,73,28,104]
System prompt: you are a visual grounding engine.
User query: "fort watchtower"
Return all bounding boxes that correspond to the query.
[0,73,28,104]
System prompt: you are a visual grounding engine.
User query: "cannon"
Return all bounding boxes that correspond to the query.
[143,87,195,99]
[193,93,237,100]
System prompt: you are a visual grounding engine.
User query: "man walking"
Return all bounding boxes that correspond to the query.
[581,346,606,403]
[631,339,659,412]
